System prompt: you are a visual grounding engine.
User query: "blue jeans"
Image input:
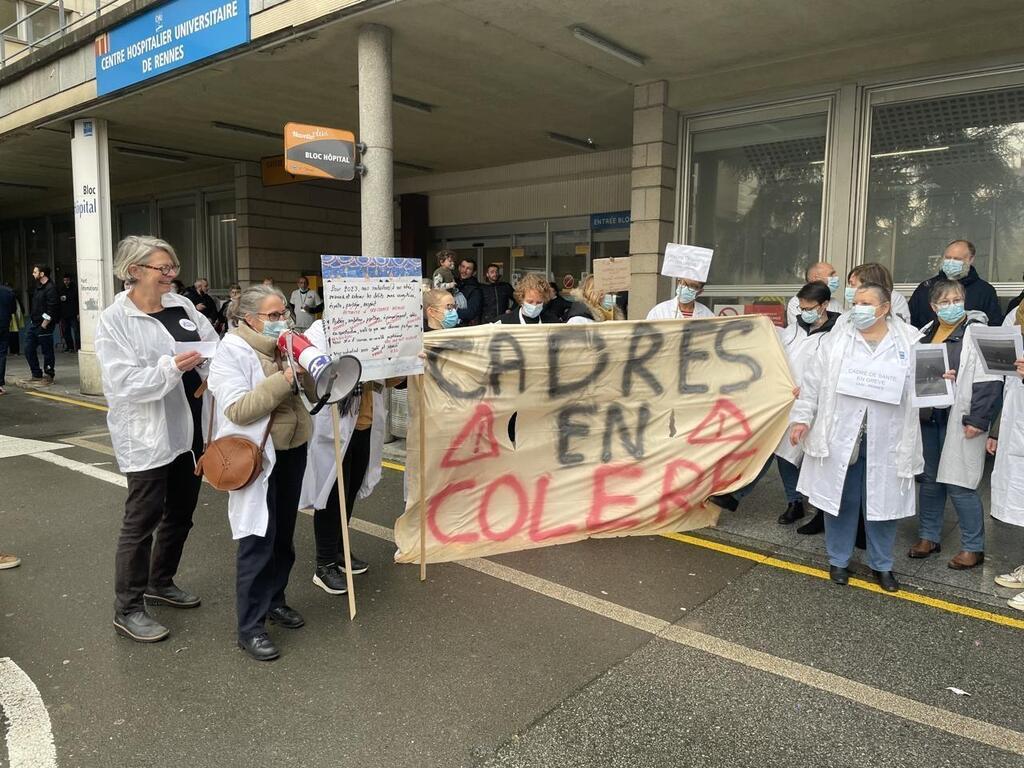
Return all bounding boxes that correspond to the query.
[0,331,8,386]
[776,457,801,504]
[918,419,985,552]
[824,435,899,571]
[24,322,55,379]
[732,456,774,501]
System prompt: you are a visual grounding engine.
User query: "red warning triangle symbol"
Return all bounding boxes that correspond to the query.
[687,398,753,445]
[440,403,501,468]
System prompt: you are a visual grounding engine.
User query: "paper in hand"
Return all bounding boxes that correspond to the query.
[175,341,218,358]
[970,325,1023,377]
[662,243,713,282]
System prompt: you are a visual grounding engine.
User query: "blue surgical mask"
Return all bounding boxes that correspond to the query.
[844,286,857,305]
[676,284,699,304]
[849,304,879,330]
[442,308,459,329]
[602,294,617,311]
[936,302,965,324]
[521,302,543,319]
[800,308,820,325]
[827,275,840,292]
[261,320,289,338]
[941,259,965,279]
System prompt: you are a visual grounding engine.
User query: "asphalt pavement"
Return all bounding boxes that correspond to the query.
[2,363,1024,768]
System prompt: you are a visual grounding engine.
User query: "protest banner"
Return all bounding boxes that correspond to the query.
[320,255,424,380]
[394,315,796,564]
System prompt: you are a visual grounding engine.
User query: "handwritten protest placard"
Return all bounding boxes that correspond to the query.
[320,255,424,381]
[592,257,632,293]
[394,316,795,564]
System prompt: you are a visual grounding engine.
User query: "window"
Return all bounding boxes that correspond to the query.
[205,195,236,290]
[27,4,57,43]
[864,86,1024,284]
[0,0,18,36]
[551,229,589,287]
[158,200,197,282]
[685,112,828,287]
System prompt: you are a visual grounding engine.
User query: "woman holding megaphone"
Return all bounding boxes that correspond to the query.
[208,284,314,662]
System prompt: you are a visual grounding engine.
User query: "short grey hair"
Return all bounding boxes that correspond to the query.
[113,235,178,283]
[229,284,287,322]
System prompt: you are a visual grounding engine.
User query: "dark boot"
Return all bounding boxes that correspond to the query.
[796,509,824,535]
[777,500,805,524]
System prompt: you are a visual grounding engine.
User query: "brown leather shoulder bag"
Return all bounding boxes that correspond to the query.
[194,392,275,492]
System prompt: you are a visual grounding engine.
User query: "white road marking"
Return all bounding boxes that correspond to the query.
[31,451,126,488]
[347,517,1024,757]
[60,435,116,457]
[0,658,57,768]
[0,435,68,460]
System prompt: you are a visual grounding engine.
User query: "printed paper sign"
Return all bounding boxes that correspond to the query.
[836,356,907,405]
[970,325,1024,377]
[662,243,713,281]
[394,316,796,564]
[592,257,631,293]
[174,341,218,358]
[320,255,424,381]
[912,344,954,408]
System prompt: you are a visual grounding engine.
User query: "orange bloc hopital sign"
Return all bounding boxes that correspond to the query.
[394,315,797,565]
[283,122,357,181]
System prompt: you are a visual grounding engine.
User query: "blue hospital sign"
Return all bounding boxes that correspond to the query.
[94,0,249,96]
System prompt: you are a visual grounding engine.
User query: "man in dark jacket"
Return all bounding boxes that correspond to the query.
[908,240,1003,328]
[59,274,80,352]
[455,259,483,326]
[0,282,16,395]
[24,264,59,385]
[183,278,220,325]
[479,263,514,323]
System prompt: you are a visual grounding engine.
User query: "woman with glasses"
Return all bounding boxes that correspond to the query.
[95,236,219,644]
[907,279,1001,570]
[423,288,458,331]
[208,284,313,661]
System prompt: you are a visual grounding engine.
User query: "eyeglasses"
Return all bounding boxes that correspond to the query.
[934,299,963,309]
[139,263,180,276]
[258,311,288,321]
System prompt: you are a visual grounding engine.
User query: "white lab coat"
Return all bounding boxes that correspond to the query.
[95,290,218,473]
[786,295,843,326]
[298,320,388,511]
[207,334,277,540]
[645,299,714,320]
[792,317,923,521]
[774,317,836,466]
[991,312,1024,527]
[929,319,1003,490]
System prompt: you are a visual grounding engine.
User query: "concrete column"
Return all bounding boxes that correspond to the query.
[628,81,678,318]
[358,24,394,258]
[70,118,115,396]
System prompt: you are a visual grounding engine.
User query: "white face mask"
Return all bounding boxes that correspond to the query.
[799,308,821,325]
[521,302,543,319]
[849,304,879,330]
[676,284,699,304]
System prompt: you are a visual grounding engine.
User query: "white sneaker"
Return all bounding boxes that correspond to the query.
[1008,593,1024,612]
[994,565,1024,589]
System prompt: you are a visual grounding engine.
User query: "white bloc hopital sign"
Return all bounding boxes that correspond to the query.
[320,255,424,381]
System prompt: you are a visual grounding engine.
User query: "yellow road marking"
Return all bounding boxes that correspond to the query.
[382,458,1023,631]
[24,391,108,412]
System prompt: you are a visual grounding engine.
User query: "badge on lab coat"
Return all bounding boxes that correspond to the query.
[836,355,906,405]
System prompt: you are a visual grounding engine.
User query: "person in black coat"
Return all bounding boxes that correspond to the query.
[24,264,59,384]
[1006,272,1024,316]
[479,264,514,323]
[182,278,221,326]
[0,282,16,394]
[908,240,1003,328]
[455,259,483,326]
[543,282,571,323]
[59,274,80,352]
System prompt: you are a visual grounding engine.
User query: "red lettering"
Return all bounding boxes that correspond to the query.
[709,448,758,495]
[527,475,576,542]
[657,458,705,523]
[587,463,644,533]
[426,480,479,544]
[478,474,530,541]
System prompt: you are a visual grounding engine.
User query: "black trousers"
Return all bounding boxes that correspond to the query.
[236,445,307,640]
[312,427,372,567]
[115,447,202,614]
